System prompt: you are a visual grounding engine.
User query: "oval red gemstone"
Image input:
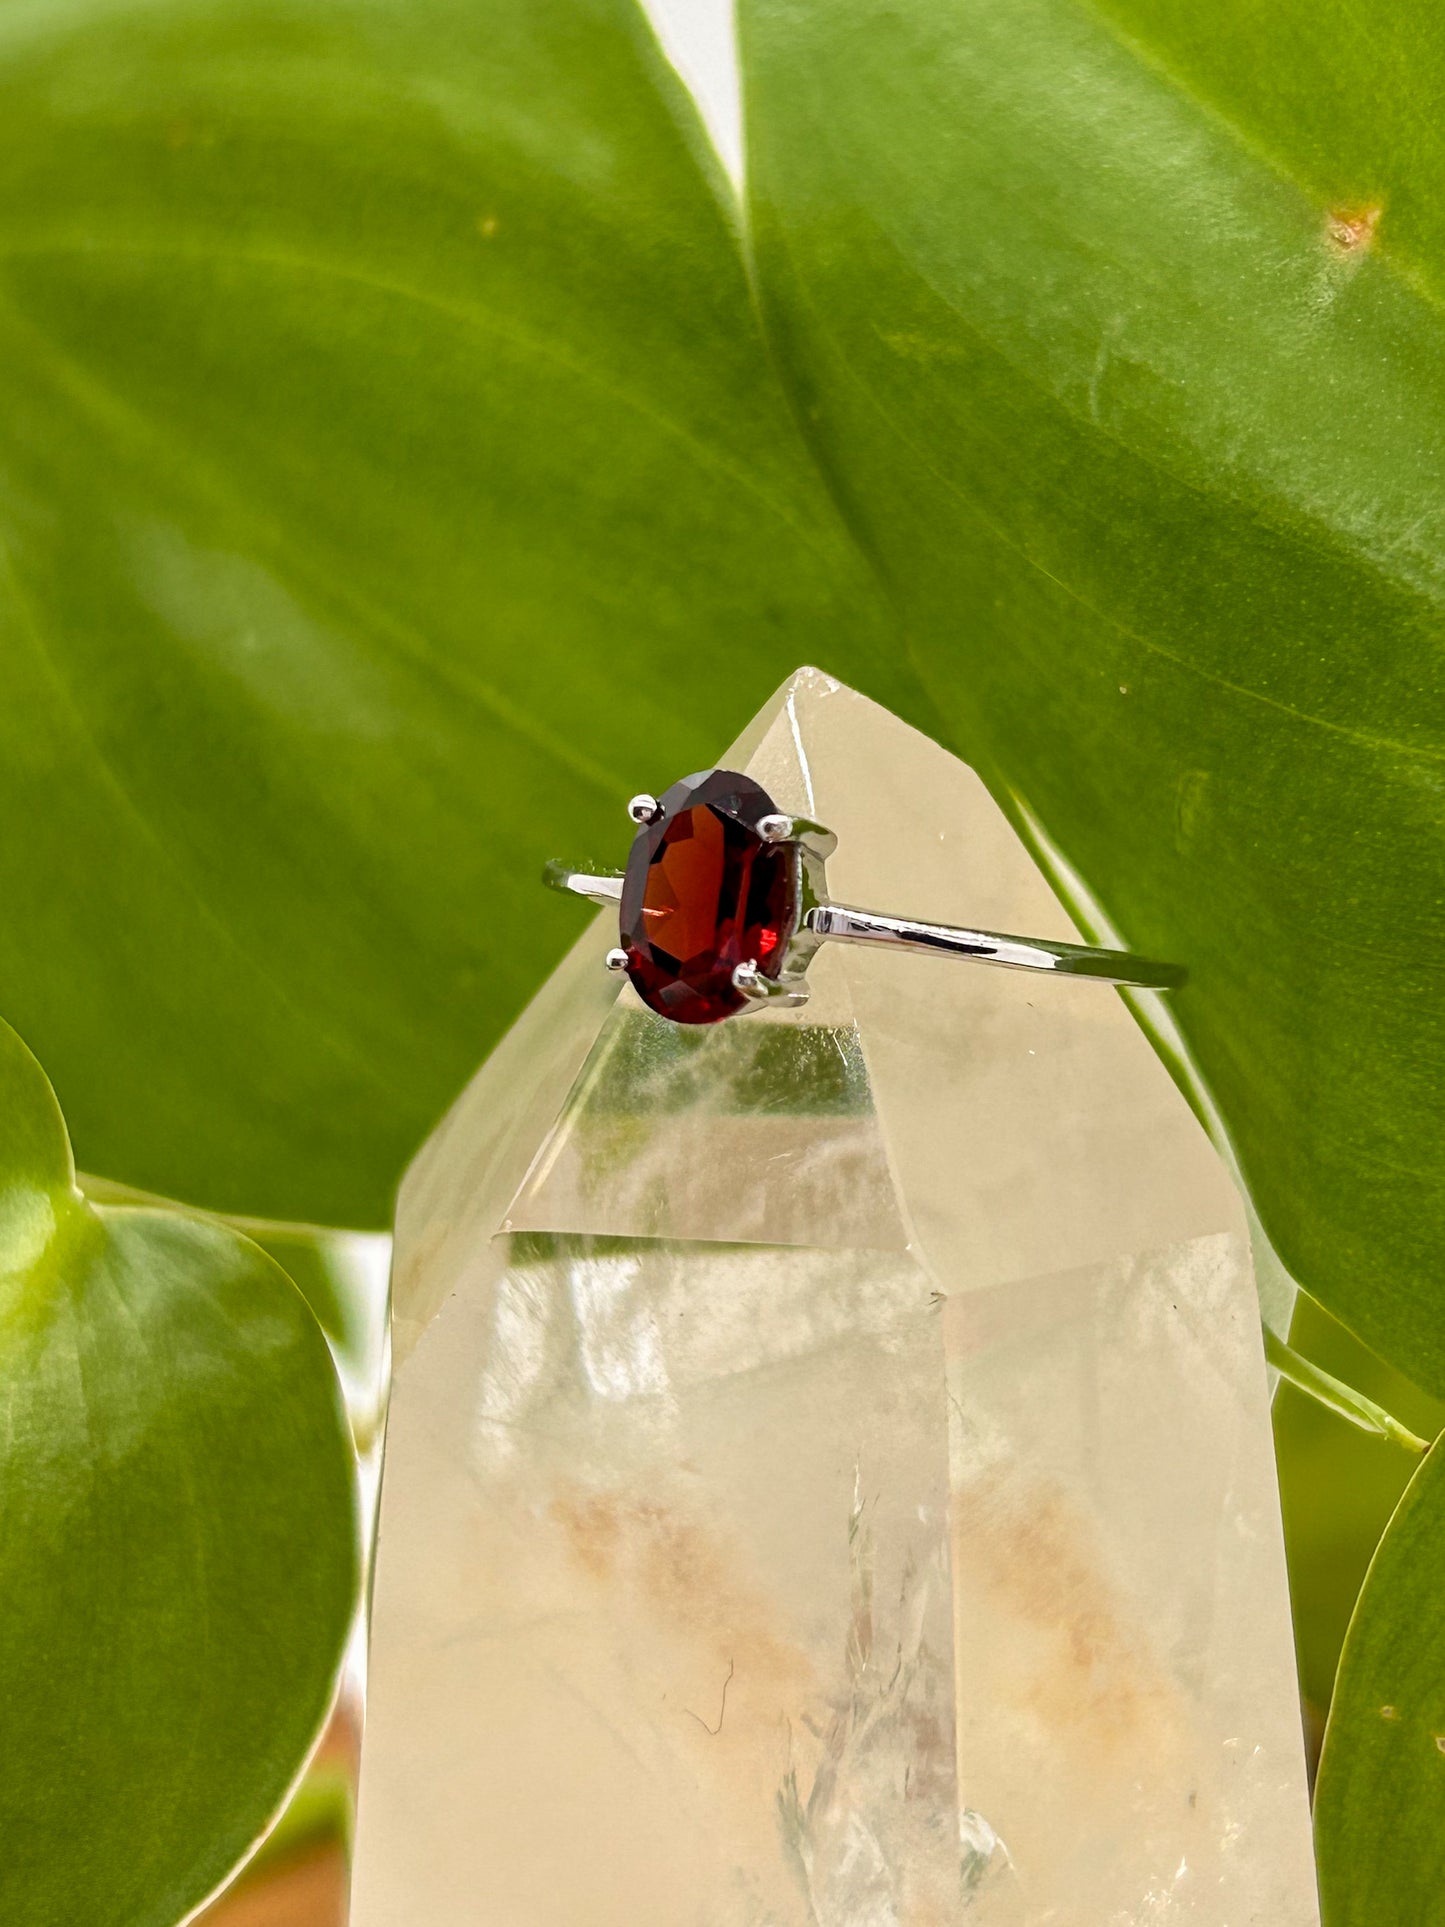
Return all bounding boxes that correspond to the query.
[619,770,797,1024]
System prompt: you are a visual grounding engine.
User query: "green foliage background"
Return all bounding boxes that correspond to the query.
[0,0,1439,1918]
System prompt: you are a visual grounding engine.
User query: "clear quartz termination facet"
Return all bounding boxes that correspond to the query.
[353,670,1320,1926]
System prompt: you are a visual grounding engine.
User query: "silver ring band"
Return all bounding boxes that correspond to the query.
[804,902,1182,988]
[545,867,1182,992]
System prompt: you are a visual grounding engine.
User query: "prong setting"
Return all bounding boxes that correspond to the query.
[627,793,662,826]
[789,816,838,860]
[604,946,629,974]
[731,959,811,1011]
[755,810,838,861]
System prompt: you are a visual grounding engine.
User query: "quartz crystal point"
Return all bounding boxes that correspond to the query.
[353,670,1319,1925]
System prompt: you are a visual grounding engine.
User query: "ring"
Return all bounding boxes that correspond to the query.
[545,768,1184,1026]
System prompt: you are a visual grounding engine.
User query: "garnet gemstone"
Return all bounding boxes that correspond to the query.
[619,769,798,1024]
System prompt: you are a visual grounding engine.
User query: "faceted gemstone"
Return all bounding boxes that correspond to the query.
[619,768,797,1024]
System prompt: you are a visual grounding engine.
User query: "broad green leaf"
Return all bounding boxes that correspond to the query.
[1315,1438,1445,1922]
[740,0,1445,1391]
[1273,1295,1445,1726]
[0,1014,358,1926]
[0,0,901,1227]
[81,1168,393,1403]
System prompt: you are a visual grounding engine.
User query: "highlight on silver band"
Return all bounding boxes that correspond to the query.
[543,861,623,904]
[805,904,1185,989]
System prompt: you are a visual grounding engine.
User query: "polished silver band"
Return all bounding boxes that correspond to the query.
[546,867,1183,990]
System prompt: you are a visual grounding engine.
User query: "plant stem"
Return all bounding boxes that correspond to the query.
[1265,1327,1431,1457]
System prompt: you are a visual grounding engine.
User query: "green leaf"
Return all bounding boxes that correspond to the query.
[1315,1439,1445,1923]
[0,0,900,1227]
[1273,1295,1445,1725]
[739,0,1445,1388]
[0,1014,358,1927]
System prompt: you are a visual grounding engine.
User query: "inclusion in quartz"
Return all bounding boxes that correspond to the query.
[619,768,797,1024]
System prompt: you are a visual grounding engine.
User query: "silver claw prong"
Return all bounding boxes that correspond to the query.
[731,960,811,1010]
[605,947,629,974]
[790,816,838,858]
[756,811,837,858]
[627,793,661,826]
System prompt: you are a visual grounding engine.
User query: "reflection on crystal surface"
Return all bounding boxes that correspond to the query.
[507,1003,909,1252]
[355,671,1318,1925]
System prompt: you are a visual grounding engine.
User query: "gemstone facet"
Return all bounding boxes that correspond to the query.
[619,769,797,1024]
